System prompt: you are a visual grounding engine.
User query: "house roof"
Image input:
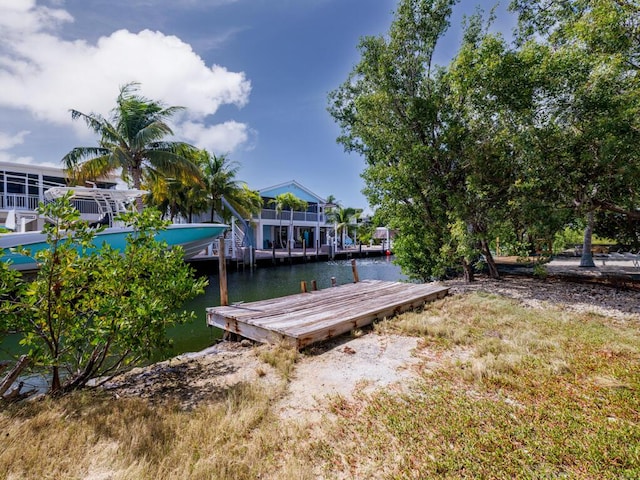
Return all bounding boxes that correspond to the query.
[0,161,67,176]
[259,180,326,204]
[0,161,118,184]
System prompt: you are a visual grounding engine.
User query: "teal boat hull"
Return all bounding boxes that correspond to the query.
[0,223,228,271]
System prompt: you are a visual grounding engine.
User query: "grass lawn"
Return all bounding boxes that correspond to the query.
[1,290,638,479]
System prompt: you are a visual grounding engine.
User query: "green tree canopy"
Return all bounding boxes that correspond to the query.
[330,0,510,281]
[330,0,640,280]
[198,151,262,223]
[510,0,640,265]
[62,83,202,211]
[327,205,360,247]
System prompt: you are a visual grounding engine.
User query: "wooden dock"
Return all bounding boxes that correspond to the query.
[206,280,449,349]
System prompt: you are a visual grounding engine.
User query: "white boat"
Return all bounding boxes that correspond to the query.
[0,187,227,271]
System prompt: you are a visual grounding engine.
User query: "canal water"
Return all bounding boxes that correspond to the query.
[0,257,405,361]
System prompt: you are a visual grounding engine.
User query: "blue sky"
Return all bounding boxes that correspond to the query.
[0,0,516,209]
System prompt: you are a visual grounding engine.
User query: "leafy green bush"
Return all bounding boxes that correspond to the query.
[0,193,207,395]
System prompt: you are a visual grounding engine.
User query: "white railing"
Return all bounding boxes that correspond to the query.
[258,209,326,223]
[0,193,40,210]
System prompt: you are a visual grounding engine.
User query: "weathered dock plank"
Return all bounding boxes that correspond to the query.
[206,280,449,349]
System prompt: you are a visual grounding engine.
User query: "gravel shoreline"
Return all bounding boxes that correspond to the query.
[446,274,640,321]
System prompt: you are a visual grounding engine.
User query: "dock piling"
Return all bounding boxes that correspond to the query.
[351,259,360,283]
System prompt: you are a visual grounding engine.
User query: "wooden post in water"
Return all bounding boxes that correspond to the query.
[300,281,307,293]
[312,280,317,291]
[219,236,229,306]
[331,276,337,287]
[351,259,360,283]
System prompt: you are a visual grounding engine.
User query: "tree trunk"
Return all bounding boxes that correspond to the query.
[580,211,596,267]
[462,259,474,283]
[480,239,500,279]
[131,168,144,212]
[289,208,294,250]
[51,365,61,394]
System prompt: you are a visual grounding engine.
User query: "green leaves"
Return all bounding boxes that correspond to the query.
[0,195,206,395]
[62,83,199,210]
[330,0,640,279]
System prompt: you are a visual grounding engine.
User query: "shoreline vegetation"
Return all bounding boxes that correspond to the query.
[1,275,638,479]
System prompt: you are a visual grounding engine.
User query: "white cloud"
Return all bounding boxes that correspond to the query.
[0,0,73,38]
[0,130,30,150]
[0,151,36,168]
[179,120,251,153]
[0,1,252,145]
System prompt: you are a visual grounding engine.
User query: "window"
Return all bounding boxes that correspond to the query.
[43,175,67,188]
[6,171,26,194]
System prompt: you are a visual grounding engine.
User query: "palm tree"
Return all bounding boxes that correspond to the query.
[327,205,359,248]
[62,82,201,211]
[235,184,263,220]
[269,193,308,249]
[144,167,209,222]
[196,151,261,223]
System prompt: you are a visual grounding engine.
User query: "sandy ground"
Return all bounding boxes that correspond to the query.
[276,333,423,421]
[103,275,640,415]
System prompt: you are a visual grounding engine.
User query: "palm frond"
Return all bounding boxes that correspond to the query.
[65,154,115,185]
[69,110,112,136]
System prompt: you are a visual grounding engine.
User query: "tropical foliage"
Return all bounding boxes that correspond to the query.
[329,0,640,281]
[326,204,361,247]
[143,149,261,226]
[0,194,206,395]
[62,82,202,211]
[197,151,262,223]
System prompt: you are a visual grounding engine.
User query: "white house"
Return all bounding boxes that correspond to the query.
[252,180,335,250]
[0,161,116,231]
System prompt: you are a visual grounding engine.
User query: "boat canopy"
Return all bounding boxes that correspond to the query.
[44,186,148,227]
[44,186,147,203]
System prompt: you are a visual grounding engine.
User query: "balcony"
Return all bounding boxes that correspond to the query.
[257,209,326,223]
[0,193,102,216]
[0,193,40,211]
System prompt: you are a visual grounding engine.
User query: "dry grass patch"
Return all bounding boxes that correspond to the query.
[325,292,640,479]
[258,341,299,380]
[0,382,322,480]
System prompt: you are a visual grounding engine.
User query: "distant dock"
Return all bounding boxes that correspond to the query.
[206,279,449,349]
[188,245,390,272]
